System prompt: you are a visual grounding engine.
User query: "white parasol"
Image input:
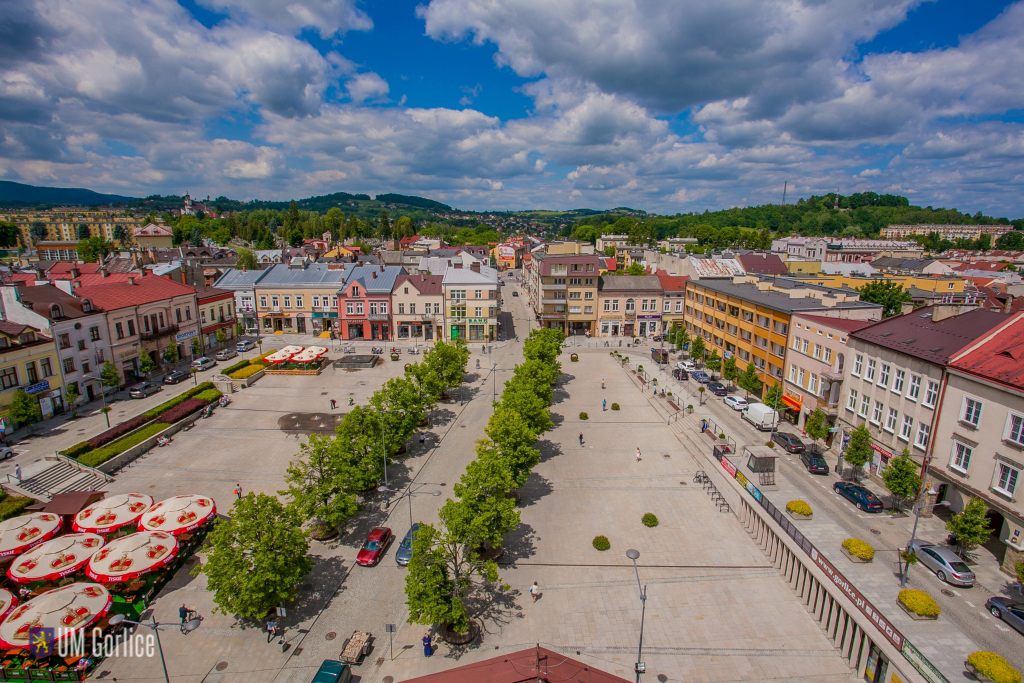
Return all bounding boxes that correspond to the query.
[0,583,111,650]
[72,493,153,535]
[0,589,17,621]
[138,495,216,535]
[7,534,105,584]
[292,346,327,362]
[85,531,178,583]
[264,345,304,363]
[0,514,63,559]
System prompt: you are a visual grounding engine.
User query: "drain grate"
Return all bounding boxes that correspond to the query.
[869,529,881,535]
[941,589,954,597]
[321,392,328,396]
[326,632,336,640]
[215,662,229,671]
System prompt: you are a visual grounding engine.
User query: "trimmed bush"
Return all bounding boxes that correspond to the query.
[611,403,620,411]
[143,382,215,419]
[87,414,152,449]
[967,652,1021,683]
[62,442,95,458]
[898,589,941,618]
[222,359,251,375]
[842,538,876,561]
[765,441,776,448]
[228,365,263,379]
[786,500,812,516]
[0,495,34,521]
[579,412,589,420]
[592,535,610,551]
[78,423,171,467]
[156,398,207,424]
[642,513,659,527]
[193,389,223,403]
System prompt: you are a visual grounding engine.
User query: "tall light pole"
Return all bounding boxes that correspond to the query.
[107,613,200,683]
[901,498,951,587]
[625,548,647,683]
[377,485,443,527]
[377,409,405,505]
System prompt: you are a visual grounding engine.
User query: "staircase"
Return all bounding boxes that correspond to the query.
[19,462,110,499]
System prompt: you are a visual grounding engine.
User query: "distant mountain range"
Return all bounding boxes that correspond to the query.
[0,181,137,206]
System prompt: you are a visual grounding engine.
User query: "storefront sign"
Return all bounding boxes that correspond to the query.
[175,328,198,343]
[25,381,50,395]
[870,442,895,460]
[467,318,487,324]
[311,312,338,318]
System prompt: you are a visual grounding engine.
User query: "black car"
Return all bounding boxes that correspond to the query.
[986,597,1024,635]
[833,481,884,512]
[673,368,689,380]
[800,451,830,474]
[708,381,728,396]
[512,291,519,297]
[163,369,190,384]
[772,432,805,453]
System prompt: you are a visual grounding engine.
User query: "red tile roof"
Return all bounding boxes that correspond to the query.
[394,273,444,295]
[737,252,788,276]
[74,274,197,310]
[47,262,101,279]
[795,313,875,334]
[656,270,689,291]
[400,646,631,683]
[68,273,137,287]
[952,261,1011,272]
[603,257,617,271]
[851,305,1009,364]
[950,313,1024,389]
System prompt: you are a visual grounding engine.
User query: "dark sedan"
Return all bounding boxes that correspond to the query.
[163,370,189,384]
[672,368,689,380]
[708,381,728,396]
[800,451,830,474]
[773,432,806,453]
[986,597,1024,635]
[128,382,162,399]
[833,481,884,512]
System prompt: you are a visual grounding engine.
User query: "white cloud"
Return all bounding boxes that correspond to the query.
[345,72,389,102]
[197,0,372,37]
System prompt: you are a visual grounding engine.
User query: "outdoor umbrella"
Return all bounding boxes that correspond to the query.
[0,514,63,560]
[85,531,179,583]
[292,346,327,363]
[0,589,17,621]
[138,495,216,535]
[72,493,153,535]
[7,534,105,584]
[0,583,111,650]
[265,345,303,363]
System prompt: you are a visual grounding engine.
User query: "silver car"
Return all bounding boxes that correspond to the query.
[908,540,975,586]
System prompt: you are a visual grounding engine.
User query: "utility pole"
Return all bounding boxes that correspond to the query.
[782,181,787,205]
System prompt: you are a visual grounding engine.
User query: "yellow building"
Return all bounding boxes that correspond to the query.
[1,210,149,248]
[789,273,965,293]
[323,246,358,261]
[0,321,65,421]
[784,259,823,275]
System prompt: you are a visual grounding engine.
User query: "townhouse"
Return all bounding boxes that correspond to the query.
[596,276,663,338]
[0,322,63,419]
[443,262,500,342]
[392,274,444,342]
[527,253,601,336]
[252,263,350,336]
[657,272,688,333]
[194,286,236,352]
[337,265,404,341]
[213,268,267,334]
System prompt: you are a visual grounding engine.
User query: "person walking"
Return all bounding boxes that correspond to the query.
[14,464,20,482]
[419,432,426,446]
[234,484,242,500]
[601,378,605,389]
[422,632,432,657]
[579,432,584,446]
[329,399,336,410]
[530,581,539,602]
[266,620,276,643]
[179,604,188,626]
[635,447,642,462]
[602,399,606,411]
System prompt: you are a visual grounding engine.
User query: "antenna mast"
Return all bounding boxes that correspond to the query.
[782,182,787,205]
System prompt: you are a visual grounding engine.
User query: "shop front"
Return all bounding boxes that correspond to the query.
[397,319,435,340]
[636,315,661,337]
[780,391,803,426]
[346,319,367,339]
[467,318,489,341]
[312,312,338,336]
[600,317,622,337]
[26,381,63,419]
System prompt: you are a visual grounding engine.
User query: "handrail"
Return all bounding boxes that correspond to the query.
[54,452,113,483]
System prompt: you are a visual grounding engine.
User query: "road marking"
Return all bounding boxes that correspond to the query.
[951,589,961,596]
[995,624,1011,632]
[965,600,975,607]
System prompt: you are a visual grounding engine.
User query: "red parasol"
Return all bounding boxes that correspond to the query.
[138,495,216,535]
[85,531,179,583]
[0,514,63,560]
[7,534,105,584]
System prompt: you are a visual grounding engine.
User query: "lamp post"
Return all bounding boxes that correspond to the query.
[107,613,201,683]
[901,498,951,587]
[377,485,443,528]
[625,548,647,683]
[80,374,109,428]
[377,409,406,505]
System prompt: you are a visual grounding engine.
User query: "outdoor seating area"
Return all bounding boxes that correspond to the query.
[261,345,329,374]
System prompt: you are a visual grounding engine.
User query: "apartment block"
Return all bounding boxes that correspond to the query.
[596,276,663,337]
[443,262,500,342]
[527,253,601,336]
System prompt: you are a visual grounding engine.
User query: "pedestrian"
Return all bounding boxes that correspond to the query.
[422,632,432,657]
[14,464,20,481]
[179,604,188,625]
[530,581,539,602]
[419,432,426,445]
[602,399,607,411]
[330,399,336,410]
[348,397,354,406]
[234,484,242,500]
[601,378,605,389]
[579,432,584,446]
[635,447,642,462]
[266,620,276,643]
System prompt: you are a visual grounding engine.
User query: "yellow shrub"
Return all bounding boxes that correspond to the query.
[967,652,1021,683]
[842,538,875,561]
[786,500,812,516]
[898,589,941,618]
[228,365,264,379]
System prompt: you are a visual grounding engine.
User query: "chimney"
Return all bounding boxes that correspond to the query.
[454,262,462,269]
[127,276,136,286]
[932,303,979,322]
[900,302,914,315]
[470,262,480,273]
[372,271,377,279]
[70,267,80,279]
[380,264,384,273]
[1004,294,1015,314]
[100,266,108,278]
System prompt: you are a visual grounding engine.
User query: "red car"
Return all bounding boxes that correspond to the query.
[356,527,393,566]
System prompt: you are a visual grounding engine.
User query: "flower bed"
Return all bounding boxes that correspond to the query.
[841,538,875,563]
[786,500,812,516]
[88,414,152,448]
[143,382,216,419]
[897,589,940,619]
[78,423,171,467]
[227,365,263,379]
[966,651,1021,683]
[222,359,251,375]
[155,398,208,424]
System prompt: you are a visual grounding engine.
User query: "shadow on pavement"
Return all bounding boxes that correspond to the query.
[499,521,537,566]
[516,474,553,509]
[535,438,562,464]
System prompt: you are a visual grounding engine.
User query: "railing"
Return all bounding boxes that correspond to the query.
[55,452,114,483]
[139,324,179,341]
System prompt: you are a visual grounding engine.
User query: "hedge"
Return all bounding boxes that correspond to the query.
[222,359,251,375]
[967,652,1021,683]
[155,398,208,424]
[842,538,875,561]
[786,500,812,516]
[898,589,941,618]
[62,442,96,459]
[143,382,215,419]
[642,513,659,527]
[78,423,171,468]
[88,414,152,449]
[227,365,263,379]
[192,389,223,403]
[0,496,34,521]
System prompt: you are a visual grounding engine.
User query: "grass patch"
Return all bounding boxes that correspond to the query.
[78,423,171,468]
[0,495,34,521]
[227,365,263,379]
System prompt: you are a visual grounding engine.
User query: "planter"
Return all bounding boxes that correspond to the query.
[965,662,1001,683]
[841,546,873,564]
[786,509,812,521]
[391,354,400,361]
[310,523,339,541]
[898,600,939,621]
[439,619,479,645]
[570,353,578,362]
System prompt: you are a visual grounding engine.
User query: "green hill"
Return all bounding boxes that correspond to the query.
[0,181,136,206]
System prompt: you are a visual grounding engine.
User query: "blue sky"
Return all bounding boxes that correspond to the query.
[3,0,1024,216]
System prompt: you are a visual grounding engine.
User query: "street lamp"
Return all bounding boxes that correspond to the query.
[625,548,647,683]
[107,613,200,683]
[80,373,109,428]
[901,498,951,587]
[377,409,406,505]
[376,485,443,528]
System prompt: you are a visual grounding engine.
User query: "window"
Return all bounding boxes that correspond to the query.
[271,296,279,309]
[885,408,898,433]
[789,364,798,382]
[295,295,303,309]
[813,343,822,360]
[675,300,682,312]
[569,292,581,300]
[625,300,635,313]
[664,300,671,312]
[914,422,930,450]
[127,319,135,336]
[798,367,805,386]
[1005,413,1024,446]
[201,310,207,324]
[603,300,611,312]
[923,380,938,408]
[115,322,124,339]
[451,290,465,300]
[892,370,905,394]
[865,359,876,382]
[585,278,593,285]
[283,295,291,309]
[312,295,321,308]
[792,336,801,350]
[176,308,182,323]
[346,302,353,315]
[871,400,883,425]
[612,300,619,312]
[355,302,363,315]
[0,367,17,389]
[801,339,809,354]
[89,326,100,342]
[859,394,870,418]
[879,364,890,388]
[474,290,483,299]
[63,357,75,373]
[810,374,819,396]
[899,415,914,441]
[584,306,593,314]
[962,397,982,427]
[585,291,593,300]
[907,375,921,401]
[185,307,191,321]
[77,339,85,351]
[369,302,378,315]
[259,295,268,308]
[994,462,1020,496]
[331,296,338,308]
[56,333,72,350]
[853,354,863,376]
[950,442,972,472]
[398,303,405,315]
[352,286,360,297]
[40,358,52,377]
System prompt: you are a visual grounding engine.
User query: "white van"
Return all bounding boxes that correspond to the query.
[742,402,779,431]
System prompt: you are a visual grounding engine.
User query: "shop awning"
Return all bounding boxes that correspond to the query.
[781,394,803,411]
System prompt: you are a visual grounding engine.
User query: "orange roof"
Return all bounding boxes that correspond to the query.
[74,274,197,310]
[656,270,689,291]
[401,646,631,683]
[950,313,1024,389]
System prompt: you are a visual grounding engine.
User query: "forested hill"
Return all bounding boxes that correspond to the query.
[374,194,452,211]
[0,181,136,206]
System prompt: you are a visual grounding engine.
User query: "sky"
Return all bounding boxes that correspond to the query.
[2,0,1024,216]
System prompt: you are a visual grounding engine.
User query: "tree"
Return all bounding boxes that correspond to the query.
[64,382,79,417]
[945,497,992,556]
[690,335,705,362]
[370,377,425,454]
[333,406,388,491]
[76,237,113,264]
[996,231,1024,251]
[604,245,616,257]
[498,382,553,435]
[236,321,246,336]
[803,408,830,453]
[8,390,41,429]
[236,248,258,271]
[449,441,520,549]
[112,225,128,244]
[216,328,227,345]
[162,343,179,365]
[378,210,391,240]
[881,452,921,512]
[29,222,47,244]
[392,215,414,239]
[704,350,721,379]
[843,424,873,482]
[857,280,912,317]
[737,363,761,396]
[281,433,358,537]
[195,493,312,619]
[723,356,738,387]
[625,263,646,276]
[0,222,19,248]
[191,337,202,358]
[138,353,157,376]
[762,385,783,412]
[676,327,690,353]
[100,360,121,389]
[423,340,470,395]
[484,408,539,489]
[288,229,303,247]
[77,224,90,240]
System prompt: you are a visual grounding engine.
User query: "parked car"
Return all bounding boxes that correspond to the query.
[832,481,884,512]
[311,660,352,683]
[215,348,238,361]
[677,359,696,372]
[191,357,216,371]
[128,382,162,399]
[772,432,805,453]
[691,371,711,383]
[236,340,256,352]
[909,540,976,586]
[985,597,1024,635]
[0,447,14,460]
[800,451,830,474]
[651,348,669,365]
[723,395,748,411]
[395,523,421,566]
[512,291,519,297]
[672,368,689,380]
[707,381,728,396]
[163,370,189,384]
[356,527,394,566]
[741,403,779,431]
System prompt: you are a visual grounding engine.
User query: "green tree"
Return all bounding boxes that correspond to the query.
[0,222,20,248]
[235,248,258,271]
[843,424,873,482]
[76,236,113,264]
[404,362,444,412]
[676,328,690,353]
[112,225,128,244]
[100,360,121,389]
[162,343,179,365]
[449,440,520,549]
[29,222,47,244]
[191,337,202,357]
[945,497,992,556]
[8,389,41,429]
[857,280,912,317]
[216,328,227,345]
[723,356,739,387]
[138,353,157,376]
[378,210,391,240]
[423,340,470,395]
[392,215,414,239]
[737,363,761,396]
[236,321,246,336]
[77,224,90,240]
[281,433,358,537]
[881,452,921,512]
[64,382,79,417]
[762,385,783,412]
[625,263,646,276]
[498,382,553,434]
[604,245,616,257]
[803,408,830,453]
[996,231,1024,250]
[484,408,539,489]
[690,335,705,362]
[195,493,312,619]
[288,229,303,247]
[370,377,425,454]
[704,350,721,379]
[333,406,389,491]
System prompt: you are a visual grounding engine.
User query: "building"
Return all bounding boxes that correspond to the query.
[869,257,954,276]
[882,224,1015,241]
[392,274,444,341]
[133,223,174,249]
[443,262,500,342]
[0,209,149,248]
[596,235,629,253]
[211,268,268,334]
[597,275,664,337]
[788,272,966,295]
[655,253,746,279]
[35,242,85,261]
[837,305,1009,480]
[736,252,788,276]
[337,265,404,341]
[771,237,924,262]
[401,645,630,683]
[0,321,63,419]
[657,271,689,332]
[193,286,236,352]
[928,314,1024,576]
[527,253,601,335]
[252,263,349,336]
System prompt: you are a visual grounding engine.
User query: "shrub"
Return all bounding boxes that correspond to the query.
[228,365,263,379]
[667,391,672,396]
[642,513,659,527]
[786,500,812,516]
[0,496,34,521]
[156,398,208,424]
[967,652,1021,683]
[592,535,610,551]
[579,412,589,420]
[193,389,223,403]
[765,441,776,448]
[842,538,875,561]
[86,414,152,449]
[62,442,95,458]
[143,382,215,419]
[222,359,251,375]
[898,589,941,618]
[611,403,620,411]
[78,423,171,467]
[1016,560,1024,585]
[718,433,726,439]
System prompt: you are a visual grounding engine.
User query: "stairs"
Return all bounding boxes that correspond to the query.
[19,462,110,500]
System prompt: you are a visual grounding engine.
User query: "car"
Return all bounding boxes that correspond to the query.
[677,359,696,372]
[723,395,748,411]
[311,660,353,683]
[707,381,728,396]
[909,540,976,586]
[512,291,519,297]
[772,432,806,453]
[236,340,256,352]
[0,447,14,460]
[128,382,162,399]
[672,368,689,381]
[800,451,830,474]
[985,597,1024,635]
[691,371,711,383]
[832,481,884,512]
[650,334,664,342]
[215,348,238,361]
[191,357,216,371]
[163,370,189,384]
[356,527,394,566]
[395,523,421,566]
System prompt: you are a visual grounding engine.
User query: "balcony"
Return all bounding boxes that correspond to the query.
[544,283,567,291]
[140,324,179,341]
[822,367,844,381]
[421,314,435,321]
[542,298,568,305]
[816,397,840,415]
